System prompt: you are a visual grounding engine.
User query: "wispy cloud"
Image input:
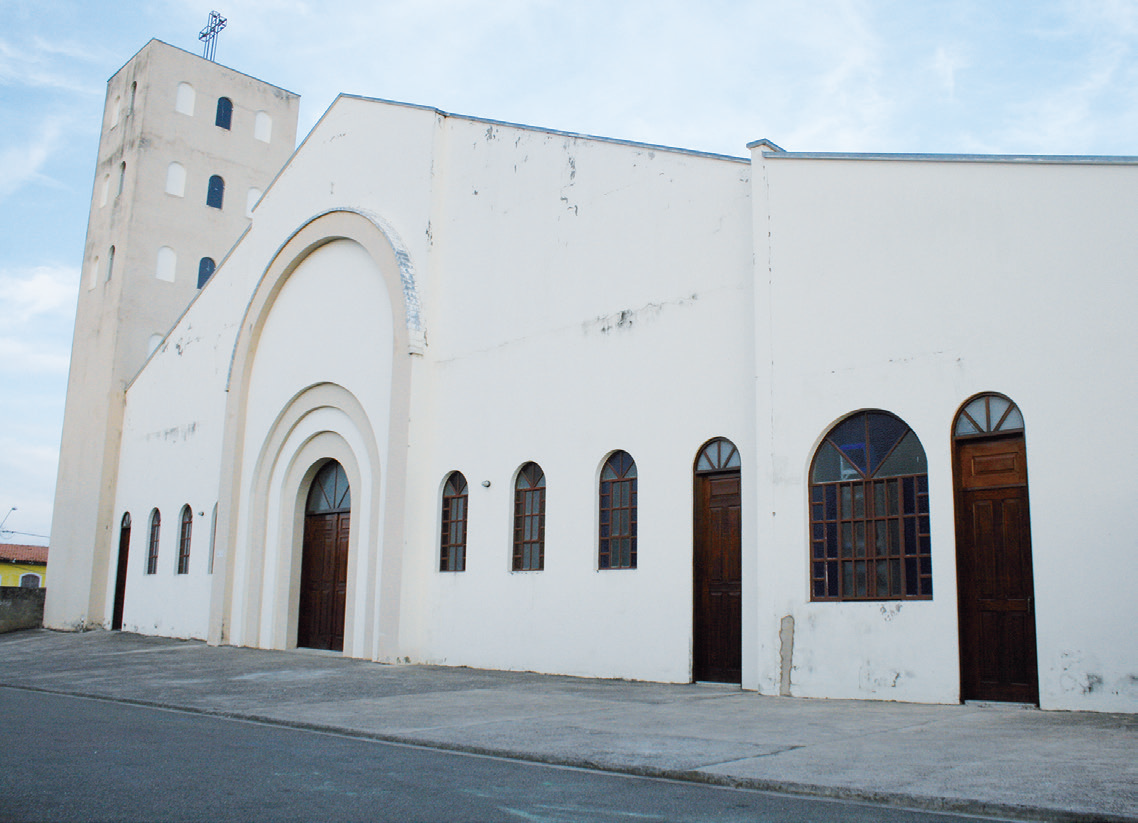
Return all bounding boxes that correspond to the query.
[931,45,969,100]
[0,264,78,328]
[0,38,106,95]
[0,116,71,204]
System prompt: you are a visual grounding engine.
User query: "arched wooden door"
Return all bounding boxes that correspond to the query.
[953,394,1038,703]
[693,438,742,683]
[111,512,131,631]
[298,460,351,651]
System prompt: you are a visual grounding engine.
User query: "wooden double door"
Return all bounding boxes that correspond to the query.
[955,436,1037,703]
[693,470,742,683]
[298,510,350,651]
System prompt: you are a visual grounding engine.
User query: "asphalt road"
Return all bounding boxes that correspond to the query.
[1,687,1014,823]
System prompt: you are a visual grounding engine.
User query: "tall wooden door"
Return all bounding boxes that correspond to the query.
[954,395,1037,703]
[111,513,131,631]
[693,438,742,683]
[298,461,351,652]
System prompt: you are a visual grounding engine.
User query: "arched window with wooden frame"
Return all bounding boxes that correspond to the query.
[512,462,545,571]
[599,451,637,570]
[810,410,931,601]
[440,471,468,572]
[146,508,161,575]
[176,505,192,574]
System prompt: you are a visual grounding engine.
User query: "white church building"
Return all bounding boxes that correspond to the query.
[47,39,1138,713]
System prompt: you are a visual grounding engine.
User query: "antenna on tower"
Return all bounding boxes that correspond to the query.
[199,10,227,62]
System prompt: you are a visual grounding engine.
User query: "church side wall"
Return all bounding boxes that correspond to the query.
[400,121,753,681]
[754,155,1138,711]
[111,280,233,639]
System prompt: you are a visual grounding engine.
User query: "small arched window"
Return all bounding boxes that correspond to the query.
[197,257,216,289]
[19,573,41,589]
[599,451,637,569]
[810,411,930,601]
[177,505,192,574]
[156,246,176,282]
[175,82,195,116]
[512,463,546,571]
[254,111,272,142]
[146,508,161,575]
[215,97,233,130]
[440,472,468,572]
[106,246,115,282]
[206,175,224,209]
[129,81,137,114]
[117,162,126,197]
[165,162,185,197]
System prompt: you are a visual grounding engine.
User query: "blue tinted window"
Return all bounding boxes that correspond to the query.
[215,97,232,129]
[206,175,224,209]
[197,257,216,288]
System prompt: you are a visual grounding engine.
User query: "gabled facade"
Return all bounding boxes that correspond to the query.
[48,43,1138,714]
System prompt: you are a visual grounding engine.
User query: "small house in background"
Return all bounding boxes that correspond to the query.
[0,544,48,589]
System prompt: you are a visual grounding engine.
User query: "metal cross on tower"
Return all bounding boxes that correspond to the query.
[199,10,227,62]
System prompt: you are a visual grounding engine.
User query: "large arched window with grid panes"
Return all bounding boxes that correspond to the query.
[146,508,161,575]
[440,472,468,572]
[599,451,637,569]
[810,411,930,601]
[512,462,545,571]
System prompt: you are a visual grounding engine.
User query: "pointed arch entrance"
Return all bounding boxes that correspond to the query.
[298,460,351,651]
[953,393,1038,703]
[692,437,742,683]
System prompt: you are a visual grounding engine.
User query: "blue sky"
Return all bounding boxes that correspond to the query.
[2,0,1138,545]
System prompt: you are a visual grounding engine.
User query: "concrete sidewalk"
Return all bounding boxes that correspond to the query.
[0,630,1133,822]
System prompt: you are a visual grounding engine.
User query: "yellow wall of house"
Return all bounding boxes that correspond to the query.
[0,563,47,588]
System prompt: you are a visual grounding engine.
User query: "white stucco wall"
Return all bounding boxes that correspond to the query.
[396,119,753,681]
[752,152,1138,711]
[109,93,1137,711]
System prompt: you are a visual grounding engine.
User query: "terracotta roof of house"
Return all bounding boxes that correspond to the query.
[0,544,48,564]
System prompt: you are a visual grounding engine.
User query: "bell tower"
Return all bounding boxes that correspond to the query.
[45,39,299,629]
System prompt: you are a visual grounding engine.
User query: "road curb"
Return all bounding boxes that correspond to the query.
[3,682,1133,823]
